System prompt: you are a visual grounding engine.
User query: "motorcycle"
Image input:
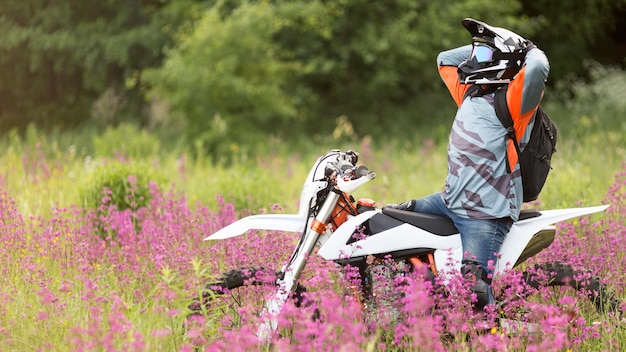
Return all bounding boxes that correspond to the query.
[189,149,621,341]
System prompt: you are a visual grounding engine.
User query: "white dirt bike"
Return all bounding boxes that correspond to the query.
[189,149,621,339]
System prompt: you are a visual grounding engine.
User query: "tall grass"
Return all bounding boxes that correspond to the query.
[2,122,623,219]
[1,144,624,351]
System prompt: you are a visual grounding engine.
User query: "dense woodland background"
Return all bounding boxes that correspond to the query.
[1,0,625,157]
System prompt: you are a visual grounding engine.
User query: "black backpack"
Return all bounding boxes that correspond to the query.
[464,85,557,202]
[493,87,557,202]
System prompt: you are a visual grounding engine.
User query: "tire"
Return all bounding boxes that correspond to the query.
[497,261,622,333]
[185,267,308,337]
[522,262,622,314]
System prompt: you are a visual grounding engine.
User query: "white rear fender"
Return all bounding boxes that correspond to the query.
[496,205,609,273]
[521,205,608,228]
[204,214,306,240]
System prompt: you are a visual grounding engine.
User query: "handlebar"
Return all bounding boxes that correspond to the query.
[325,150,364,176]
[336,166,376,193]
[353,165,370,178]
[323,150,376,192]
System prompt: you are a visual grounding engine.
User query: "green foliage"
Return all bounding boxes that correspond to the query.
[80,160,165,214]
[93,123,162,159]
[565,64,626,118]
[145,0,530,150]
[545,65,626,145]
[2,0,625,155]
[143,1,332,156]
[282,0,524,133]
[519,0,626,80]
[0,0,202,131]
[533,67,626,208]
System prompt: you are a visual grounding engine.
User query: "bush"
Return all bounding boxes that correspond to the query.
[80,160,166,216]
[80,160,167,240]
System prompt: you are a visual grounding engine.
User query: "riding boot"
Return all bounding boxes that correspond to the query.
[461,260,492,312]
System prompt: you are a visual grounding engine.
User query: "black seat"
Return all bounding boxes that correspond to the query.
[381,207,542,236]
[381,207,459,236]
[519,209,541,221]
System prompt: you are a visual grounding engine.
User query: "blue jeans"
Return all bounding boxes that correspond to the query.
[410,193,512,304]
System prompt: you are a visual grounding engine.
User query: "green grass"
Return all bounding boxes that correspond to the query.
[2,116,624,219]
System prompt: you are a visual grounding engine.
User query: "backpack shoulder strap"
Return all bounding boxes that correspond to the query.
[493,87,521,172]
[463,84,500,100]
[463,84,480,101]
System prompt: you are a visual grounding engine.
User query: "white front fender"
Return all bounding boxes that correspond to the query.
[204,214,305,240]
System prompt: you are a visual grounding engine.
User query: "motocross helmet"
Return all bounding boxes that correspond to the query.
[458,18,529,85]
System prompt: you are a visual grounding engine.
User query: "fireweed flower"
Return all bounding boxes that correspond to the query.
[1,163,625,350]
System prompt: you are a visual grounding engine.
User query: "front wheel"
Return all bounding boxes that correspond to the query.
[497,261,623,334]
[185,267,308,342]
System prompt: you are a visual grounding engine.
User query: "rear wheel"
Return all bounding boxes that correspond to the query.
[497,262,622,334]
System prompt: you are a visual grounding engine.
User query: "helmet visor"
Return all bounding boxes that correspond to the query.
[470,43,495,63]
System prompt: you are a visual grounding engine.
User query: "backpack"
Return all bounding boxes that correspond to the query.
[492,87,557,202]
[463,85,557,202]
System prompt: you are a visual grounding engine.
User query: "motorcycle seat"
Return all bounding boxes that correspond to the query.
[381,207,542,236]
[382,207,459,236]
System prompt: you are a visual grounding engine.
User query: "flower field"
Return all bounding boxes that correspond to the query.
[1,136,625,351]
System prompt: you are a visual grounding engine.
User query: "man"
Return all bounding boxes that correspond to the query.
[393,18,550,310]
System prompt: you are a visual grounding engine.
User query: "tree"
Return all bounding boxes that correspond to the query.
[143,1,337,155]
[145,0,526,147]
[519,0,626,82]
[2,0,624,145]
[0,0,202,131]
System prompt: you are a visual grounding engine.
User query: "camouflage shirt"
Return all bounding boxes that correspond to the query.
[436,45,550,221]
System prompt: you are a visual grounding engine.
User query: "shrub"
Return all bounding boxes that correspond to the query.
[81,161,164,212]
[79,160,167,240]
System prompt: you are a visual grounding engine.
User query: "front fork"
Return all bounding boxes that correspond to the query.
[256,191,340,339]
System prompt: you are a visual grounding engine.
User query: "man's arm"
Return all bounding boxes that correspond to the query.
[506,47,550,141]
[437,45,472,106]
[504,46,550,168]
